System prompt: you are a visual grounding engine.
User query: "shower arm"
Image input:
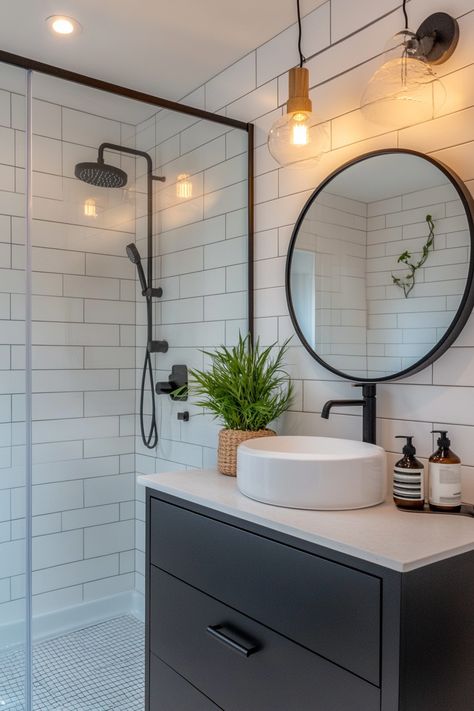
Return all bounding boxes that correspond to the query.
[98,143,165,342]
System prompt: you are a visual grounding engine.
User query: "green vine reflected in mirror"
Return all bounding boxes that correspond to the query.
[392,214,435,297]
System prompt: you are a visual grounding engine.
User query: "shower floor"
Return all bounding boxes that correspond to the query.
[0,615,144,710]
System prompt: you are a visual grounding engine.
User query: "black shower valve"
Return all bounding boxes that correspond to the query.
[156,365,188,401]
[148,340,169,354]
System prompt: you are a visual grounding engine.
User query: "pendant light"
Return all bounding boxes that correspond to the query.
[361,4,459,128]
[268,0,329,167]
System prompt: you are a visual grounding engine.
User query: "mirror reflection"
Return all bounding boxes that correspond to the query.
[289,152,471,379]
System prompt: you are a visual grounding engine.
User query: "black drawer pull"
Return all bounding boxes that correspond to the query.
[207,624,259,657]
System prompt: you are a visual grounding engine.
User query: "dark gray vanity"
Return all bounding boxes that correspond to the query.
[142,471,474,711]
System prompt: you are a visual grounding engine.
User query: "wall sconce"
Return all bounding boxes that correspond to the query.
[361,4,459,127]
[267,0,329,167]
[176,174,192,199]
[84,198,97,217]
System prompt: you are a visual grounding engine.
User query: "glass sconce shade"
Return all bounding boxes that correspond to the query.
[84,197,97,217]
[176,173,192,199]
[361,30,446,128]
[268,110,329,167]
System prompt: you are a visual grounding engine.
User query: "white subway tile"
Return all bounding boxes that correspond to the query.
[32,529,83,571]
[204,291,247,321]
[83,572,134,601]
[206,53,256,112]
[84,519,134,558]
[33,369,119,393]
[84,474,134,507]
[33,554,118,596]
[84,390,134,417]
[64,275,119,300]
[32,417,119,444]
[84,299,134,324]
[204,236,246,269]
[84,436,134,458]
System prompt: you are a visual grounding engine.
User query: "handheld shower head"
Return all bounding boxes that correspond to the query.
[126,243,141,265]
[126,243,148,294]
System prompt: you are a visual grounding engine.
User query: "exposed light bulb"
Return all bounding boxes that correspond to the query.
[268,67,329,168]
[46,15,82,36]
[84,198,97,217]
[291,113,309,145]
[176,174,192,199]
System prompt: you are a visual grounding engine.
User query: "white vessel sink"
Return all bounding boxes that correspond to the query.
[236,436,387,510]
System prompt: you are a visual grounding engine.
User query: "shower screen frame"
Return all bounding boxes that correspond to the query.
[0,49,255,333]
[0,48,254,711]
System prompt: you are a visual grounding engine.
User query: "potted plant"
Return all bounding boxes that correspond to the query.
[187,334,293,476]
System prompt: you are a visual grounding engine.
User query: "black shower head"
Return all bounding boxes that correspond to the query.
[126,243,148,294]
[126,243,141,265]
[75,160,128,188]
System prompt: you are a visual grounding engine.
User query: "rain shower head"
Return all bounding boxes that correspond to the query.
[126,243,148,294]
[74,160,128,188]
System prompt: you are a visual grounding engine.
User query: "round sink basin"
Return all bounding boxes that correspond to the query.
[236,436,387,510]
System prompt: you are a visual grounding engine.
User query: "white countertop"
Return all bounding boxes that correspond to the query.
[138,468,474,572]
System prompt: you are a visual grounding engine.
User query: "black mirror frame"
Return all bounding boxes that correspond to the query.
[285,148,474,383]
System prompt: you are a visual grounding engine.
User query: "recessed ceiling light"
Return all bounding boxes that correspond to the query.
[46,15,82,36]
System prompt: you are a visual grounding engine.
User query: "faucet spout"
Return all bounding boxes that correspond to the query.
[321,384,377,444]
[321,399,364,419]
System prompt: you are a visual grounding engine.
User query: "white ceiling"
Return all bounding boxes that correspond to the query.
[0,0,326,108]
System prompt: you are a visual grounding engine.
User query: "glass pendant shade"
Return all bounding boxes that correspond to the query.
[361,30,446,128]
[268,66,329,167]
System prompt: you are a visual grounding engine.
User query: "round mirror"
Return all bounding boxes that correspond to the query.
[286,149,474,381]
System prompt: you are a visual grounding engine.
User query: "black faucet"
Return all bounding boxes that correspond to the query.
[321,384,377,444]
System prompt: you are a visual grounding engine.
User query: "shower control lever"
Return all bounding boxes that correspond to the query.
[156,365,188,401]
[148,340,169,354]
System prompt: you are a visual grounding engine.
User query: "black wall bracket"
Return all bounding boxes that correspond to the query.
[148,340,169,354]
[156,365,188,400]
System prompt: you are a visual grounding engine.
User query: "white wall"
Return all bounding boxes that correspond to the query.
[166,0,474,505]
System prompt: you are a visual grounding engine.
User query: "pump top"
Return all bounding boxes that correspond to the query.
[395,435,417,457]
[431,430,451,448]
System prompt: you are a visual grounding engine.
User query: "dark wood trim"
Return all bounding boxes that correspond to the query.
[0,49,249,130]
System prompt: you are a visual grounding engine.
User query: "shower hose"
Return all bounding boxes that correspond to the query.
[140,297,158,449]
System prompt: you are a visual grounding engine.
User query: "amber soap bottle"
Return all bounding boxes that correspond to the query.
[393,436,425,510]
[429,430,462,512]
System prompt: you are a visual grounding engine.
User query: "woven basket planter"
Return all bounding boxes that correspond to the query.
[217,428,277,477]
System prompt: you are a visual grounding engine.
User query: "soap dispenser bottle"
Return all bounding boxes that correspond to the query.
[393,436,425,509]
[429,431,462,512]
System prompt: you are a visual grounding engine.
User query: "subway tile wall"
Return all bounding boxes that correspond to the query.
[132,110,249,597]
[0,68,138,632]
[139,0,474,548]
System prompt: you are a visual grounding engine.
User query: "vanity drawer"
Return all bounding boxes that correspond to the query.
[150,497,381,685]
[150,566,380,711]
[149,654,221,710]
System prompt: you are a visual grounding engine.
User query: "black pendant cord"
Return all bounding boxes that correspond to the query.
[402,0,409,29]
[296,0,306,67]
